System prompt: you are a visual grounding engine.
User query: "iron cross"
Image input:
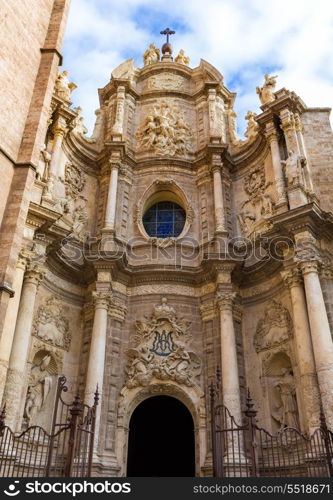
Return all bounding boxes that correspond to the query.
[160,27,176,44]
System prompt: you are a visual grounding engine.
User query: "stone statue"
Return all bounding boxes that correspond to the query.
[273,368,299,428]
[256,74,278,105]
[244,111,259,141]
[37,144,51,181]
[281,150,306,187]
[175,49,190,65]
[55,70,77,101]
[227,108,240,144]
[143,44,160,66]
[24,355,53,426]
[72,106,88,136]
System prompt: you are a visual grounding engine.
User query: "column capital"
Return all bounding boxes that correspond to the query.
[264,121,278,141]
[109,300,127,322]
[216,291,236,311]
[281,267,302,288]
[92,291,113,310]
[24,263,46,286]
[294,112,303,133]
[299,260,320,276]
[108,159,121,172]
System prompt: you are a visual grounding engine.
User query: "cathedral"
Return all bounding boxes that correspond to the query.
[1,0,333,477]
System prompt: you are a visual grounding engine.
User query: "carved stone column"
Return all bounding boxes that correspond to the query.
[281,268,320,432]
[103,160,120,232]
[211,155,227,234]
[300,261,333,429]
[112,86,125,139]
[265,121,287,208]
[0,253,27,404]
[84,292,112,406]
[216,292,242,423]
[43,116,68,201]
[3,263,45,430]
[208,88,219,139]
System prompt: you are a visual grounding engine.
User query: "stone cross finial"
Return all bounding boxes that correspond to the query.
[160,27,176,44]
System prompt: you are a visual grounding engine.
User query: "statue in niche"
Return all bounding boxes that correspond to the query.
[175,49,190,65]
[272,368,299,428]
[254,300,293,353]
[143,44,160,66]
[256,74,278,105]
[125,298,200,388]
[54,70,77,101]
[24,355,54,427]
[281,149,306,188]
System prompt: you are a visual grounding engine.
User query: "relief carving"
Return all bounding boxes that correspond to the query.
[238,166,274,237]
[136,101,193,156]
[125,298,201,388]
[64,163,88,241]
[65,163,86,200]
[148,74,185,90]
[32,297,71,350]
[254,300,293,353]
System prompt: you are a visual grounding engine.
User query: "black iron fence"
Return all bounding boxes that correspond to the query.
[0,377,98,477]
[210,382,333,478]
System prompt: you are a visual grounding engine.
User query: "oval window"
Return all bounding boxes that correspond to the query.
[142,201,186,238]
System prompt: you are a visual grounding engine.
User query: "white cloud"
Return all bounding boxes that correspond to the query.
[63,0,333,135]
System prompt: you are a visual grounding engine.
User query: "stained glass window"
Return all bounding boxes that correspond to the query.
[143,201,186,238]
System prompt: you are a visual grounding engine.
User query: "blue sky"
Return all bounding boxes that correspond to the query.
[62,0,333,136]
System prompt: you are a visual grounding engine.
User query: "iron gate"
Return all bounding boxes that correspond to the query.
[0,377,98,477]
[210,382,333,478]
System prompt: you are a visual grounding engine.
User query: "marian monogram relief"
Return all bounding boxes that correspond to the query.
[125,298,201,388]
[254,300,293,353]
[136,101,193,156]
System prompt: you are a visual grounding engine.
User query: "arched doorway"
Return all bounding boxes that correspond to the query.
[127,395,195,476]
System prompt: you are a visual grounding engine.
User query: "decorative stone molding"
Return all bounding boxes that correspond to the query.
[24,263,46,287]
[254,300,293,353]
[125,298,201,389]
[136,101,193,156]
[32,297,71,351]
[199,301,217,322]
[92,291,113,310]
[148,74,185,90]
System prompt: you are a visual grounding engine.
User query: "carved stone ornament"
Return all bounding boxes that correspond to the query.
[125,298,201,389]
[148,74,184,90]
[143,44,160,66]
[238,166,274,237]
[32,297,71,350]
[136,101,193,156]
[254,300,293,353]
[54,70,77,102]
[65,163,86,200]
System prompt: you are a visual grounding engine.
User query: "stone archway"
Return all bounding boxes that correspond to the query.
[115,382,206,477]
[127,395,195,477]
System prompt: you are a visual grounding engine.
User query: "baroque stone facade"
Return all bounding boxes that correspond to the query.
[1,6,333,477]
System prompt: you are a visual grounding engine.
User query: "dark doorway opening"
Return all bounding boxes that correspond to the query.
[127,395,195,477]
